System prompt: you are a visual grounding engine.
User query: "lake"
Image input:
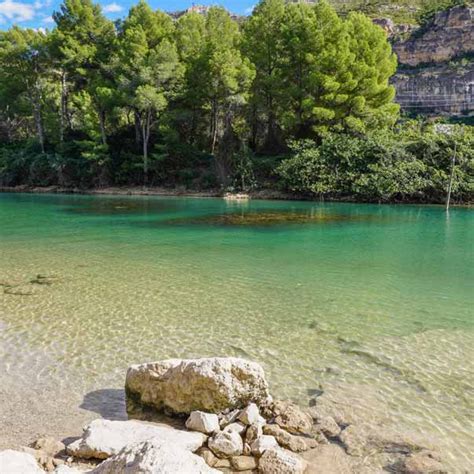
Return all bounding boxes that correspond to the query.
[0,193,473,471]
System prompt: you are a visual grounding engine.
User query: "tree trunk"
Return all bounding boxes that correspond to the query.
[98,109,107,146]
[60,71,68,145]
[141,110,152,186]
[31,87,45,154]
[211,98,219,155]
[135,111,141,152]
[446,142,457,211]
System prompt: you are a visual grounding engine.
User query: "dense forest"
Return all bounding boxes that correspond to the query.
[0,0,472,203]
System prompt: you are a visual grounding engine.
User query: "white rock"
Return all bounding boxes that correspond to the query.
[223,422,246,435]
[186,411,220,434]
[238,403,260,425]
[0,450,44,473]
[126,357,271,416]
[208,431,243,458]
[54,466,85,474]
[251,435,279,456]
[92,438,218,474]
[259,447,308,474]
[67,419,206,460]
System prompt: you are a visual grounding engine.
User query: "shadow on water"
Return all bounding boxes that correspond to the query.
[61,199,178,217]
[80,388,127,421]
[157,210,384,228]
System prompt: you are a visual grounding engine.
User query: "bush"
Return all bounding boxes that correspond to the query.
[276,125,474,203]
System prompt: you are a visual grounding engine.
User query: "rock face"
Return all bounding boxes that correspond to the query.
[67,419,206,460]
[393,7,474,66]
[259,447,307,474]
[390,6,474,118]
[0,450,44,473]
[126,357,271,417]
[392,65,473,117]
[92,438,219,474]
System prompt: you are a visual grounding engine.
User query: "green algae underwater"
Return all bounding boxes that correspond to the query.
[0,193,473,470]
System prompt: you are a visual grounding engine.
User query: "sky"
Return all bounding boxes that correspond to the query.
[0,0,255,29]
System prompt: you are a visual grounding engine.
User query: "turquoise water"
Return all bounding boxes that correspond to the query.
[0,193,473,470]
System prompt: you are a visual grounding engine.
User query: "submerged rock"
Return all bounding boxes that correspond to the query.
[313,415,341,438]
[126,357,271,417]
[270,400,313,435]
[263,424,318,452]
[301,445,354,474]
[91,438,218,474]
[0,450,44,473]
[259,447,307,474]
[67,419,206,460]
[403,450,447,474]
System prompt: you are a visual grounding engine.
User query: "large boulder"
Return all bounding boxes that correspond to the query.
[92,438,219,474]
[126,357,271,417]
[0,450,44,473]
[67,419,206,460]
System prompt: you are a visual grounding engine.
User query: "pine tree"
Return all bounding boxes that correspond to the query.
[243,0,286,152]
[115,1,183,184]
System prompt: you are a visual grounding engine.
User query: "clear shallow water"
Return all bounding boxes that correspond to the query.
[0,193,473,470]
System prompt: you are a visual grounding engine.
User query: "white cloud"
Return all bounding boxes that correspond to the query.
[42,15,54,23]
[102,2,123,13]
[0,0,36,22]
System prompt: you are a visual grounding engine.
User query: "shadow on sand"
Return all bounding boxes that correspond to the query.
[80,388,127,421]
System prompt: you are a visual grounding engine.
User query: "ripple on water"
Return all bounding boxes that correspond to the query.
[0,196,472,470]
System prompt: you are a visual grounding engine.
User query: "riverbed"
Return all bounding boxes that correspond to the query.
[0,193,472,471]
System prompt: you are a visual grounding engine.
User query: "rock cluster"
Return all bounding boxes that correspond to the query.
[0,357,446,474]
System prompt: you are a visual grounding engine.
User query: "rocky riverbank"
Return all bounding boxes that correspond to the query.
[0,357,447,473]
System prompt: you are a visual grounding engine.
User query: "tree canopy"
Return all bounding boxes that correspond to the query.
[1,0,470,203]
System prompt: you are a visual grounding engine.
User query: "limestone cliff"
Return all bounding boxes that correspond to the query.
[390,6,474,118]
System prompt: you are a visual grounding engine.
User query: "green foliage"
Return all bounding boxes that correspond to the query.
[417,0,468,26]
[0,0,470,202]
[277,124,474,202]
